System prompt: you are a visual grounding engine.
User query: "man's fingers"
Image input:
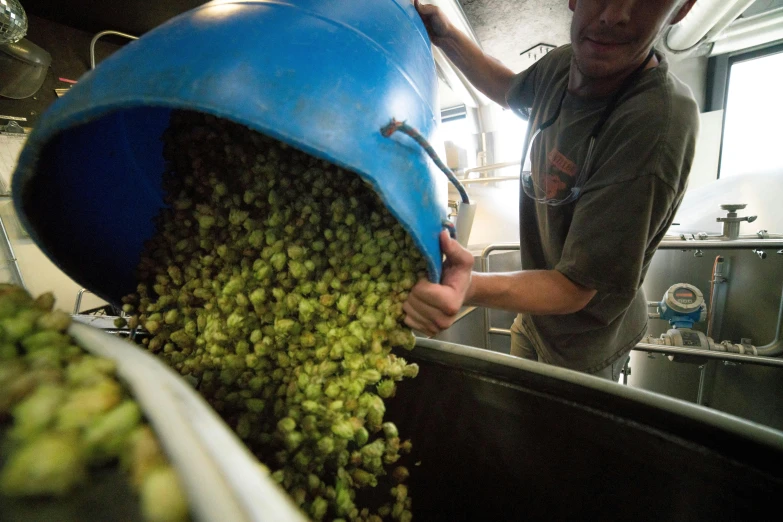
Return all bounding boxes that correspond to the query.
[403,301,439,336]
[410,280,461,317]
[414,0,438,17]
[406,292,454,331]
[440,230,474,268]
[403,315,435,338]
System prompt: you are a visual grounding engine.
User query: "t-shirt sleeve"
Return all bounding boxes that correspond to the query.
[555,173,678,296]
[506,65,539,118]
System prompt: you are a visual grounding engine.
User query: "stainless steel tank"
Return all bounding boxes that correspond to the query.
[383,339,783,521]
[630,173,783,430]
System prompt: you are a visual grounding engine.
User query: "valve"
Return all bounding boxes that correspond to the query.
[717,204,757,239]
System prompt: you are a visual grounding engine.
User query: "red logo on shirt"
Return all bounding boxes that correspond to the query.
[547,148,578,177]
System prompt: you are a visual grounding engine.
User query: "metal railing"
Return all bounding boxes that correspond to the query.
[456,161,520,178]
[90,30,138,69]
[480,243,521,351]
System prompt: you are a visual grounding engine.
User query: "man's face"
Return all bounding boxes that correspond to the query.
[568,0,691,80]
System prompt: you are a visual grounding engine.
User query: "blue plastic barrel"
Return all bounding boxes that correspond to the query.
[11,0,447,304]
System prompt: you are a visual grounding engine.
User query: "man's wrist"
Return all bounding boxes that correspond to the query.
[463,271,480,307]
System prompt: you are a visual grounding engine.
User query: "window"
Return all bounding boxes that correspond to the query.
[719,46,783,179]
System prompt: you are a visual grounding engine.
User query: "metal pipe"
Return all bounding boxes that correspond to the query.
[664,0,755,52]
[658,239,783,250]
[710,7,783,57]
[0,215,26,288]
[73,288,89,315]
[706,256,725,339]
[461,176,518,184]
[482,239,783,254]
[756,283,783,357]
[489,327,511,337]
[633,343,783,369]
[458,161,520,176]
[480,244,521,351]
[484,324,783,368]
[90,30,138,70]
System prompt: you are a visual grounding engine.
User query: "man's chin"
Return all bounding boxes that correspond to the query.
[574,58,618,81]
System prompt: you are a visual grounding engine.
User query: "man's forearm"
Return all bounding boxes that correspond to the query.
[437,30,515,108]
[466,270,597,315]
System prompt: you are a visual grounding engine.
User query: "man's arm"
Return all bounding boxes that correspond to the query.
[414,0,515,108]
[402,232,596,337]
[467,270,597,314]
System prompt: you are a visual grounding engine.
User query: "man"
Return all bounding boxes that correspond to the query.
[405,0,700,380]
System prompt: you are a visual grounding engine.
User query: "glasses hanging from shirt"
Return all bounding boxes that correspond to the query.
[520,49,656,206]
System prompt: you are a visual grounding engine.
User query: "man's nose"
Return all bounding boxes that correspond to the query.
[599,0,634,27]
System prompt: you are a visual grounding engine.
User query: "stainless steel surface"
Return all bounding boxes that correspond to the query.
[460,175,519,184]
[480,325,783,368]
[489,326,511,336]
[89,30,138,70]
[0,211,25,287]
[636,233,783,428]
[470,216,783,429]
[706,255,726,339]
[658,238,783,249]
[756,282,783,356]
[73,288,86,314]
[633,343,783,368]
[697,364,707,405]
[480,243,520,351]
[457,161,520,176]
[402,337,783,521]
[716,204,757,239]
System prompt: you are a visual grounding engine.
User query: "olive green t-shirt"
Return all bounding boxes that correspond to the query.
[505,45,699,373]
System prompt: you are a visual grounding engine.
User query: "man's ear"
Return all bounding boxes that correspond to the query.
[568,0,577,13]
[671,0,697,25]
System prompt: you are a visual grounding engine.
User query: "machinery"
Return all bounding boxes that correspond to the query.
[645,282,758,355]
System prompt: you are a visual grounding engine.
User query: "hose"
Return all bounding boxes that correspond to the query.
[381,119,471,204]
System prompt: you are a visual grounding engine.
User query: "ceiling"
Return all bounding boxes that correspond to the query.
[460,0,572,74]
[457,0,783,75]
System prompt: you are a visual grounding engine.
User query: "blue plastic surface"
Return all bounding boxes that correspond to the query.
[659,300,705,330]
[12,0,446,305]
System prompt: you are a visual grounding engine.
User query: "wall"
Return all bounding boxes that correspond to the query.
[667,55,709,111]
[0,202,105,311]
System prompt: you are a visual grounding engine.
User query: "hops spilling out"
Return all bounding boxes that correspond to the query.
[122,111,427,521]
[0,285,188,522]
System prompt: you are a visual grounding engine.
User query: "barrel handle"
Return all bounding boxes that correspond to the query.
[380,119,471,204]
[442,220,456,239]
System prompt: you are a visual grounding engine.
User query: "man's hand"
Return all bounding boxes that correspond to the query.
[403,230,474,336]
[413,0,454,47]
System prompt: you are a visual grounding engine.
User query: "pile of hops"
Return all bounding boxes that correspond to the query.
[120,111,427,521]
[0,285,188,522]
